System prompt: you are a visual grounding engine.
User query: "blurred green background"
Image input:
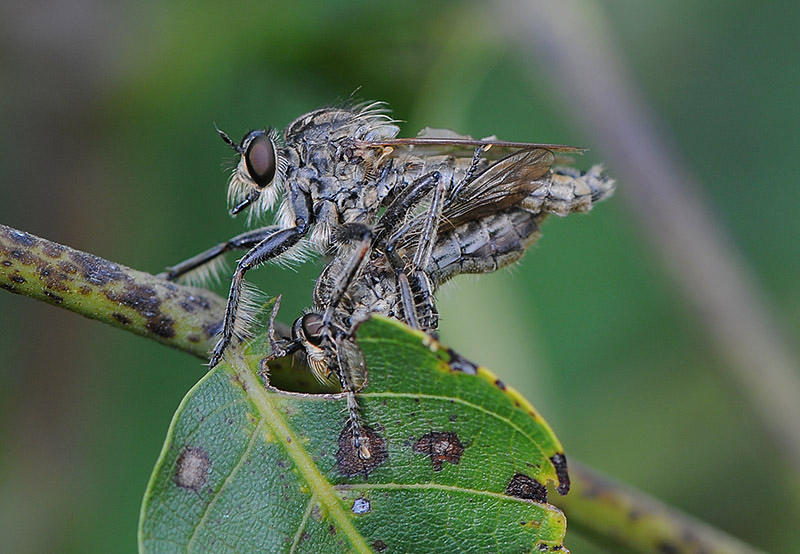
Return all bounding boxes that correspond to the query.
[1,1,798,552]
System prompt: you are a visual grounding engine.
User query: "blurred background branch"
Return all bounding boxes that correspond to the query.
[498,0,800,473]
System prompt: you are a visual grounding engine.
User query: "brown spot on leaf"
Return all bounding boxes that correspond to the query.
[11,274,26,284]
[549,453,570,495]
[413,431,465,471]
[371,539,387,552]
[174,446,210,492]
[336,422,388,477]
[446,348,478,374]
[506,473,548,503]
[494,378,507,390]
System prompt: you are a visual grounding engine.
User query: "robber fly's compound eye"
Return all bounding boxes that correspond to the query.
[300,313,325,346]
[244,133,276,188]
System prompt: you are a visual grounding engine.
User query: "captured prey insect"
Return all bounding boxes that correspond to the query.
[160,101,614,459]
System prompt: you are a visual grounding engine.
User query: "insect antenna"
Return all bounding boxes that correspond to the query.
[214,123,244,153]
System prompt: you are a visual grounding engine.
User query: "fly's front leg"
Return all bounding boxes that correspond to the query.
[209,223,307,368]
[158,226,282,281]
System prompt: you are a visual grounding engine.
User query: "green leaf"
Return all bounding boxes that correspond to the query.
[139,315,569,553]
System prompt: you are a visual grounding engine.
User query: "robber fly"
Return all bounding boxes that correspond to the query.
[161,101,613,458]
[161,102,584,365]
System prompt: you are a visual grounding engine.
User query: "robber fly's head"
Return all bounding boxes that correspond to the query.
[218,126,286,221]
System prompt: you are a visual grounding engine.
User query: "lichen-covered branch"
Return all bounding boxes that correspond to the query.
[550,461,766,554]
[0,223,224,359]
[0,222,765,554]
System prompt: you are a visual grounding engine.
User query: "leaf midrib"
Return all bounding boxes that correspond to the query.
[231,355,373,553]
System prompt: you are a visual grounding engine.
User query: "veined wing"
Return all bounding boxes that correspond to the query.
[439,148,555,229]
[357,127,584,161]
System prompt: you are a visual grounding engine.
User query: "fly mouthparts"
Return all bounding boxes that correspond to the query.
[230,190,260,215]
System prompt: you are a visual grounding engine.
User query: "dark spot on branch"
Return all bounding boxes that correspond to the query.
[146,314,176,338]
[37,264,70,292]
[41,241,65,258]
[506,473,548,503]
[413,431,465,471]
[203,321,224,339]
[180,294,211,313]
[104,283,175,338]
[336,422,388,477]
[10,248,35,265]
[174,446,210,492]
[4,228,36,247]
[70,250,126,286]
[112,312,132,325]
[549,453,570,495]
[11,274,26,284]
[58,261,79,274]
[1,260,11,266]
[105,284,160,316]
[43,290,64,304]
